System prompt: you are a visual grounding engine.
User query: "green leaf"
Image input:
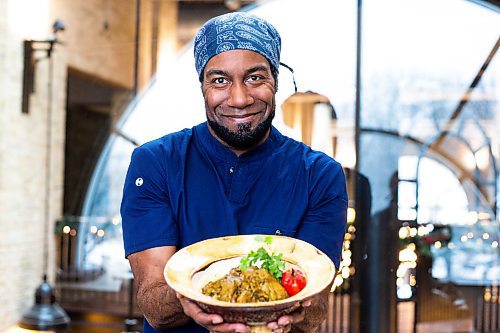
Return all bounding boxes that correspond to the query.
[239,237,286,281]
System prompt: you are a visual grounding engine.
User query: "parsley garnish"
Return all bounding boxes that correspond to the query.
[239,236,286,281]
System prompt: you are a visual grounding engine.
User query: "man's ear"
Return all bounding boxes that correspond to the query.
[200,72,207,95]
[271,67,279,92]
[200,82,206,97]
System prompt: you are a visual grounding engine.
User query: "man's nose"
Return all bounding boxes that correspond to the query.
[227,82,253,109]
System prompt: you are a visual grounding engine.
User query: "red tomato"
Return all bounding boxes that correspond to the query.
[281,268,307,296]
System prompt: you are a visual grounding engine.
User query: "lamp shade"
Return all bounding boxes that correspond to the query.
[18,277,70,332]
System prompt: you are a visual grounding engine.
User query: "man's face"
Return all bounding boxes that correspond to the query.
[201,50,276,151]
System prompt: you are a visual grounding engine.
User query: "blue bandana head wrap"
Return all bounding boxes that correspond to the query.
[194,12,281,79]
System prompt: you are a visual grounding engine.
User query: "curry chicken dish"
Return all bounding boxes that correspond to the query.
[201,266,289,303]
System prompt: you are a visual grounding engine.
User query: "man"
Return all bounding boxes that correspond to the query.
[121,12,347,333]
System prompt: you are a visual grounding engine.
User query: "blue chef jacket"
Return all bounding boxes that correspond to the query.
[121,122,347,333]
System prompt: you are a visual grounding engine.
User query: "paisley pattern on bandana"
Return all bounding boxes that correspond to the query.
[194,12,281,78]
[216,42,236,54]
[216,31,239,44]
[235,23,273,40]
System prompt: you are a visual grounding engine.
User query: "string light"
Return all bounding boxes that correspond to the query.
[399,226,410,239]
[333,275,343,288]
[397,242,418,299]
[409,275,417,286]
[484,288,491,302]
[467,211,478,224]
[341,267,350,279]
[112,216,121,225]
[417,226,429,236]
[347,207,356,224]
[332,212,357,292]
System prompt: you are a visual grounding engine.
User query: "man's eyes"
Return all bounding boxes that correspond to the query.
[209,75,265,85]
[248,75,262,82]
[212,77,228,84]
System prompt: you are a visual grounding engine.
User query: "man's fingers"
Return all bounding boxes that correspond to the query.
[302,299,312,307]
[267,322,279,330]
[278,316,293,326]
[211,316,224,324]
[282,305,305,324]
[212,323,250,333]
[268,305,306,332]
[179,296,223,326]
[177,294,249,332]
[267,316,291,331]
[267,322,291,333]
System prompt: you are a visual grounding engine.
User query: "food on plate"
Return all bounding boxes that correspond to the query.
[201,236,307,302]
[201,266,289,302]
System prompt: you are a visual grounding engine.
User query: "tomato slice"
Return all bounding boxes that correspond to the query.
[281,268,307,296]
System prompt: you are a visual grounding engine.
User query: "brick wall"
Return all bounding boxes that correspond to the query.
[52,0,136,90]
[0,0,60,329]
[0,0,180,329]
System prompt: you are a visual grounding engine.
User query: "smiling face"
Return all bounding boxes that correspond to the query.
[201,50,277,155]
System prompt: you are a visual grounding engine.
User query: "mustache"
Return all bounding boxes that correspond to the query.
[206,108,275,150]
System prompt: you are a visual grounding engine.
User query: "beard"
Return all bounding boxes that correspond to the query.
[207,107,275,150]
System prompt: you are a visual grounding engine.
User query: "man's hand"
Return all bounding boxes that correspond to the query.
[266,300,310,333]
[268,287,330,333]
[128,246,191,330]
[177,294,250,333]
[177,291,324,333]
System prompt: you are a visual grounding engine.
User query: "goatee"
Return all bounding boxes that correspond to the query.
[208,109,275,150]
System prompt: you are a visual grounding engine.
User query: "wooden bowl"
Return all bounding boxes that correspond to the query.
[164,235,335,331]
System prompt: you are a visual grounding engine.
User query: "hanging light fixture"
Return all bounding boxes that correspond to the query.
[18,20,70,332]
[18,275,70,332]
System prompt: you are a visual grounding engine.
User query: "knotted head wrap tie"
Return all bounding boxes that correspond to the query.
[194,12,281,79]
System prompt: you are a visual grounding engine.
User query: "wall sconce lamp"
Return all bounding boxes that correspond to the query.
[18,18,70,333]
[22,20,65,114]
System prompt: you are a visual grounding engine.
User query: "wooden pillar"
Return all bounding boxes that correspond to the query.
[156,0,179,77]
